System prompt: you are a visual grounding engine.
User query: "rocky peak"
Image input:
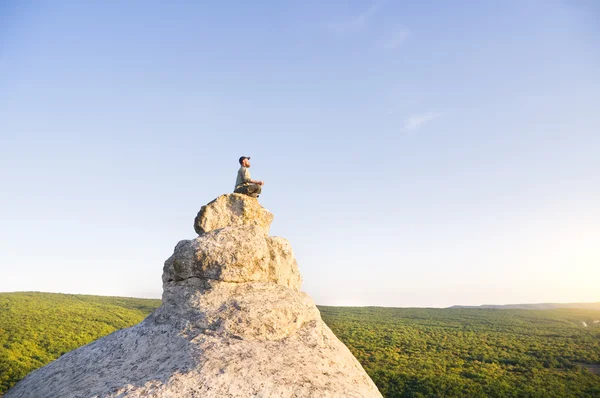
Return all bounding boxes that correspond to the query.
[168,194,302,290]
[193,193,274,235]
[6,193,382,398]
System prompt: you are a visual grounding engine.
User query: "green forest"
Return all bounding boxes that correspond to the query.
[1,292,599,397]
[0,292,160,395]
[321,306,600,397]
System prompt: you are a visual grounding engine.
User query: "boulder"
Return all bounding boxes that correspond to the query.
[162,226,302,291]
[163,225,271,284]
[194,193,274,235]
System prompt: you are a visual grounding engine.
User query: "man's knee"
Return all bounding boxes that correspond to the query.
[246,184,260,194]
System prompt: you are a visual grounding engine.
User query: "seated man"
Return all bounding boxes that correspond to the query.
[234,156,264,198]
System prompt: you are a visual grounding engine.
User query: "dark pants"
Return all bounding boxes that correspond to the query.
[234,184,262,198]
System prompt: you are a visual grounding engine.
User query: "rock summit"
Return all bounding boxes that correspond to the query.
[7,194,382,397]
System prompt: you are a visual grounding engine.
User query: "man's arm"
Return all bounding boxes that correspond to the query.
[243,168,264,186]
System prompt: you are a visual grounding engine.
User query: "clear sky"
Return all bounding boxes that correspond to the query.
[1,0,599,307]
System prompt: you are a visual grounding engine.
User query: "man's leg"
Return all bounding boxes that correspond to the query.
[246,184,262,198]
[234,186,249,195]
[234,184,261,198]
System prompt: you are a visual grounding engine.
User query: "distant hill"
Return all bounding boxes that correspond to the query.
[450,302,600,310]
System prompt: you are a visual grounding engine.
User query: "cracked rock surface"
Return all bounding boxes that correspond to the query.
[6,194,382,398]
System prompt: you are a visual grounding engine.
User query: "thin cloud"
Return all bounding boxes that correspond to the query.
[380,26,410,49]
[402,112,442,132]
[327,2,383,36]
[386,97,424,115]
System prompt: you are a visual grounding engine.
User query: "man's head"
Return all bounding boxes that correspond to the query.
[239,156,251,167]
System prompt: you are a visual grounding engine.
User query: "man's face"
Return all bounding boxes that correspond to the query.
[242,158,251,167]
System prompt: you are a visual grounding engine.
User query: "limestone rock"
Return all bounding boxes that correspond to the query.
[157,281,322,341]
[162,226,302,291]
[194,193,274,235]
[266,236,302,289]
[6,195,382,398]
[163,226,271,284]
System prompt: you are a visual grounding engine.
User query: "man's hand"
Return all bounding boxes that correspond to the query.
[258,181,264,186]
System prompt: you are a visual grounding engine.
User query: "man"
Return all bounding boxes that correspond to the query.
[234,156,264,198]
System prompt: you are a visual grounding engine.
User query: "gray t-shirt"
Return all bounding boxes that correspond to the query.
[235,166,251,189]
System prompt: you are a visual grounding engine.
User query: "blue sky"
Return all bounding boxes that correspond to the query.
[1,0,599,307]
